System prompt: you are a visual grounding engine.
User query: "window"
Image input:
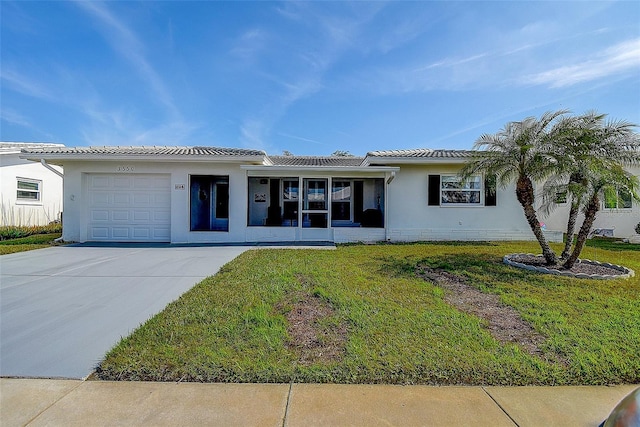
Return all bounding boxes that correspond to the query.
[555,192,568,204]
[440,175,481,205]
[604,188,633,209]
[247,177,384,228]
[331,180,351,221]
[428,174,494,206]
[17,178,41,202]
[190,175,229,231]
[247,177,300,227]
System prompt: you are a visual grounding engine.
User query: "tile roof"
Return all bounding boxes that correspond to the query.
[21,145,266,157]
[1,142,64,154]
[269,156,366,167]
[366,149,474,158]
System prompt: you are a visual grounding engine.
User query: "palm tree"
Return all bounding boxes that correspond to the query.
[541,112,640,267]
[563,166,639,269]
[461,110,570,265]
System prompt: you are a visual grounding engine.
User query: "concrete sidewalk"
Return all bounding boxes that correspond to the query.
[1,379,637,426]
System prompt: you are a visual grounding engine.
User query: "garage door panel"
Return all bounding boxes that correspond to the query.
[133,211,150,222]
[132,228,150,239]
[133,193,151,205]
[112,211,130,221]
[91,210,109,221]
[154,211,170,222]
[90,228,109,239]
[91,176,110,188]
[87,174,170,242]
[91,192,111,205]
[114,177,132,188]
[114,193,131,205]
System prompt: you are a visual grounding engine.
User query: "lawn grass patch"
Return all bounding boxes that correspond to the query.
[97,242,640,385]
[0,233,62,255]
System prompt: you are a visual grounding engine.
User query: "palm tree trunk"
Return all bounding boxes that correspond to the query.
[516,176,558,265]
[561,203,579,260]
[564,195,599,269]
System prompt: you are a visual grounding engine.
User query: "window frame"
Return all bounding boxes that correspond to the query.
[439,174,482,206]
[603,187,633,210]
[331,179,352,222]
[16,178,42,204]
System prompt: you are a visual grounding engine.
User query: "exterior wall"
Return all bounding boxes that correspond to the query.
[384,164,562,242]
[542,165,640,239]
[0,154,63,226]
[60,160,249,243]
[60,159,605,244]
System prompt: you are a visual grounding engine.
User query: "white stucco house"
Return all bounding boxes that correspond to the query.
[1,142,64,226]
[19,145,638,244]
[542,164,640,241]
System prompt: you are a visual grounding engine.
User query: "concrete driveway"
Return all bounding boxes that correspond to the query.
[0,244,248,379]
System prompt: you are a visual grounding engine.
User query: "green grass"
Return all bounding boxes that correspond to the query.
[0,233,63,255]
[0,223,63,240]
[97,241,640,385]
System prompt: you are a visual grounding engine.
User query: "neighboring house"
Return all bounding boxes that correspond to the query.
[20,145,636,244]
[542,164,640,240]
[1,142,64,226]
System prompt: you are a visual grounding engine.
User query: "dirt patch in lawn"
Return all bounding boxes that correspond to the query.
[278,274,348,366]
[416,266,568,366]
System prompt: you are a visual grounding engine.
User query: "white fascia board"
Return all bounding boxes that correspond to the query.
[20,154,269,165]
[362,157,469,166]
[241,165,399,175]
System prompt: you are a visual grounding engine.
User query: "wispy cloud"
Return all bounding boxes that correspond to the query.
[1,69,53,100]
[522,38,640,88]
[73,1,179,118]
[1,108,33,129]
[277,132,324,145]
[230,28,269,61]
[237,3,385,151]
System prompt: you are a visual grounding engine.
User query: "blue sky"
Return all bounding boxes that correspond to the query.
[1,1,639,156]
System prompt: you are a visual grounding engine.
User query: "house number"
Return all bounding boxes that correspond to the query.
[117,166,135,172]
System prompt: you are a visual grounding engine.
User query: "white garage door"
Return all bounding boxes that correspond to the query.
[87,174,171,242]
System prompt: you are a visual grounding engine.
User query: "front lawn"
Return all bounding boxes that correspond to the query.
[97,241,640,385]
[0,233,62,255]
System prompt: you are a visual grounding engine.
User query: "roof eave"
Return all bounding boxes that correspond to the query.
[241,165,399,173]
[364,156,470,165]
[20,153,269,165]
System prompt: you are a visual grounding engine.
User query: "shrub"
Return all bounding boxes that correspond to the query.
[0,223,62,241]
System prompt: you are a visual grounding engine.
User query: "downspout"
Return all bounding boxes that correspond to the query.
[384,172,395,241]
[41,159,64,178]
[41,159,65,243]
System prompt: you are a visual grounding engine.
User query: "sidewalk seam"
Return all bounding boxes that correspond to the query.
[482,386,520,427]
[24,379,86,426]
[282,381,293,427]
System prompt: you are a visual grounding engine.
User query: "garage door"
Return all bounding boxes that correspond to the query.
[87,174,171,242]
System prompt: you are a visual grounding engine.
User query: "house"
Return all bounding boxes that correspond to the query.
[20,144,636,244]
[542,164,640,241]
[1,142,64,226]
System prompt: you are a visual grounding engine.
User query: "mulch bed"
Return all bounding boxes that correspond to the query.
[506,254,628,276]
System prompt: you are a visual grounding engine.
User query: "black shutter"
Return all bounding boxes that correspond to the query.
[484,175,497,206]
[428,175,440,206]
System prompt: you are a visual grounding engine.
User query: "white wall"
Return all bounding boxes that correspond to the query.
[385,164,559,242]
[59,160,250,243]
[542,165,640,239]
[0,154,63,226]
